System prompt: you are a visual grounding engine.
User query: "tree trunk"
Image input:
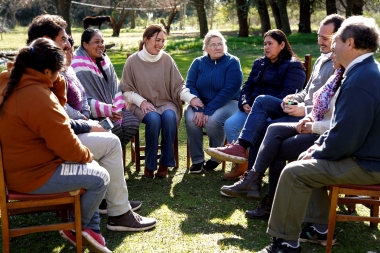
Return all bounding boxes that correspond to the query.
[277,0,291,35]
[298,0,311,33]
[131,10,136,29]
[256,0,271,36]
[352,0,363,15]
[326,0,337,14]
[345,0,353,17]
[193,0,208,38]
[109,10,128,37]
[235,0,250,37]
[54,0,72,34]
[269,0,282,29]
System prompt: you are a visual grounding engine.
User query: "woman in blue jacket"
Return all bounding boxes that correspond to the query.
[221,29,306,179]
[185,30,243,173]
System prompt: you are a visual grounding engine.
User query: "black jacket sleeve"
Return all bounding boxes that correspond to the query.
[70,119,92,135]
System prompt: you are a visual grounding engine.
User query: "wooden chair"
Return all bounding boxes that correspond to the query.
[326,184,380,253]
[186,133,227,172]
[302,54,312,88]
[0,145,84,253]
[130,129,179,172]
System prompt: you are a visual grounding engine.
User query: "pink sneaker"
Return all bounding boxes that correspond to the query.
[82,228,112,253]
[59,230,77,247]
[205,143,248,164]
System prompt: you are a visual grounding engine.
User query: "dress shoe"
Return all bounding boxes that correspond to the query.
[223,161,248,180]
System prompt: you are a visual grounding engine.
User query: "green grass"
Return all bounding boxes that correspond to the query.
[1,29,380,253]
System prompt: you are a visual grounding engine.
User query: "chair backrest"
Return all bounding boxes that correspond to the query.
[301,54,312,88]
[0,144,83,253]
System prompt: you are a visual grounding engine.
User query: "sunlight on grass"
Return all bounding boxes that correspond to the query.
[210,209,248,228]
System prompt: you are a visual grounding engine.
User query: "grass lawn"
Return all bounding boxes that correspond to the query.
[1,28,380,253]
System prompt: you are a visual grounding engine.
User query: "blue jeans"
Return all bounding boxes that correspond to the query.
[224,110,248,143]
[142,109,177,171]
[242,95,302,170]
[239,95,288,146]
[185,101,238,164]
[30,161,109,231]
[253,122,319,197]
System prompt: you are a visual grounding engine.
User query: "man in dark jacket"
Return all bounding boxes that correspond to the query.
[257,15,380,253]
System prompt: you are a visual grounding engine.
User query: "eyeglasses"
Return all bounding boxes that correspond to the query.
[208,43,223,48]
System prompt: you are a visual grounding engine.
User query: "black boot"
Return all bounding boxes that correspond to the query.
[245,194,273,220]
[220,170,263,199]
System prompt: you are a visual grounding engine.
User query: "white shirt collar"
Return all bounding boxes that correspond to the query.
[344,52,374,76]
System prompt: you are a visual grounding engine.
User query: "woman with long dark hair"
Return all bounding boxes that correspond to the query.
[72,28,140,150]
[0,38,111,253]
[207,29,306,179]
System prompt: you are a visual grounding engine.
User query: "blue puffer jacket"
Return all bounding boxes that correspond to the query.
[238,55,306,111]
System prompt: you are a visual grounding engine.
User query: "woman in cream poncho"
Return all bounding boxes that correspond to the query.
[120,24,203,178]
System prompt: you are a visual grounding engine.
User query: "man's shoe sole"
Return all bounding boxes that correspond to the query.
[106,223,156,232]
[204,148,247,164]
[220,189,261,199]
[299,237,337,246]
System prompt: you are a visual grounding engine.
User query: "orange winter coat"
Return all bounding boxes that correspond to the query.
[0,67,92,193]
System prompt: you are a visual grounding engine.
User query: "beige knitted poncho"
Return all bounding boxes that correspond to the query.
[120,51,188,126]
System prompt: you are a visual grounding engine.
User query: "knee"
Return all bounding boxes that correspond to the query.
[143,111,161,124]
[252,95,267,107]
[162,109,176,123]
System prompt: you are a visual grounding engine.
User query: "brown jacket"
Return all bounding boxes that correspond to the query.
[0,67,91,192]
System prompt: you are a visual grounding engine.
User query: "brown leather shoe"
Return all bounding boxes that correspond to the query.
[245,194,273,220]
[220,170,263,199]
[156,164,168,178]
[223,161,248,180]
[144,167,154,178]
[107,210,157,231]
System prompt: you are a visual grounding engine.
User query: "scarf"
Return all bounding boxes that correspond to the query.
[137,44,163,62]
[312,67,344,121]
[71,46,125,119]
[61,66,85,111]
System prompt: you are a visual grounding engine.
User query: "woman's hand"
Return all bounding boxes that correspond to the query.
[109,111,122,122]
[283,104,306,117]
[296,117,312,133]
[299,122,313,134]
[190,97,204,110]
[243,104,251,114]
[193,112,206,127]
[140,101,156,115]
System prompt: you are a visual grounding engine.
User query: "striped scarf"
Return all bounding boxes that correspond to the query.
[72,46,125,120]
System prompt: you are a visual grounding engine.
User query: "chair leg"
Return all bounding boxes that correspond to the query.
[186,139,190,169]
[74,195,83,253]
[326,186,339,253]
[122,146,126,174]
[174,130,179,168]
[1,208,11,253]
[370,197,379,228]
